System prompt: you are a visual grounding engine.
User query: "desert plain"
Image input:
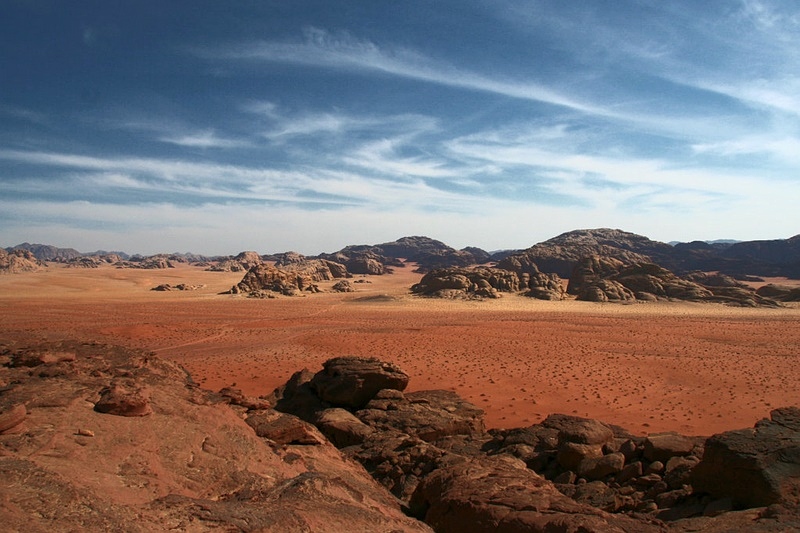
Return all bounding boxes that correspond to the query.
[1,262,798,437]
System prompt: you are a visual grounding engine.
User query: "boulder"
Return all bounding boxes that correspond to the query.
[543,413,615,445]
[314,407,375,447]
[643,433,697,463]
[409,455,660,532]
[245,409,326,445]
[331,280,355,292]
[692,407,800,509]
[94,382,153,417]
[357,389,485,442]
[310,357,409,409]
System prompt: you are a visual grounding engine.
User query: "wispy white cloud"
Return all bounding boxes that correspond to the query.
[158,129,252,149]
[199,27,606,116]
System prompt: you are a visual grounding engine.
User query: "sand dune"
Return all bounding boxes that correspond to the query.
[1,262,798,436]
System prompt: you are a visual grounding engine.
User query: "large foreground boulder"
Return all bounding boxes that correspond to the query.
[692,407,800,508]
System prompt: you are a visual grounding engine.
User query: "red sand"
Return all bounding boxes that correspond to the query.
[2,263,799,436]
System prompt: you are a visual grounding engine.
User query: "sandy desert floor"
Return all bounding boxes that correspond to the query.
[1,262,799,436]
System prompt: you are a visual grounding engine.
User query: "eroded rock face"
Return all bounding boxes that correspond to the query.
[0,248,45,274]
[692,407,800,509]
[409,455,659,533]
[310,356,409,409]
[569,256,781,307]
[0,341,432,532]
[230,259,350,296]
[411,266,564,300]
[357,389,485,442]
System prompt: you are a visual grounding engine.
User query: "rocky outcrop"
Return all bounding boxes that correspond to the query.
[0,248,45,274]
[207,250,263,272]
[310,356,409,409]
[569,256,781,306]
[6,243,82,262]
[0,340,432,532]
[505,229,662,278]
[5,342,799,531]
[331,280,355,292]
[409,455,660,533]
[151,283,205,291]
[270,357,800,530]
[229,259,350,296]
[756,284,800,302]
[411,266,564,300]
[692,407,800,509]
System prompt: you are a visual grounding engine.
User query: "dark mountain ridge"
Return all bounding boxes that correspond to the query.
[7,228,800,279]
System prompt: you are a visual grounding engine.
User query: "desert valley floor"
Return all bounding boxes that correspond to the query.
[1,263,798,437]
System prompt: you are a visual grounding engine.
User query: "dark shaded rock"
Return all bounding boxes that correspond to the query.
[314,407,374,447]
[411,266,519,299]
[756,284,800,302]
[543,413,615,445]
[410,455,661,532]
[568,255,626,295]
[664,455,700,490]
[357,389,485,442]
[644,433,697,463]
[270,368,330,422]
[310,357,409,409]
[692,407,800,508]
[579,452,626,480]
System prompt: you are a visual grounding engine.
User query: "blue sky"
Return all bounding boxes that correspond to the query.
[1,1,798,255]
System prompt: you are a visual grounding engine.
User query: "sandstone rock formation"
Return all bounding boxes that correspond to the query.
[411,266,564,300]
[569,256,781,307]
[151,283,205,291]
[756,284,800,302]
[269,356,800,531]
[0,248,45,274]
[3,342,800,531]
[229,259,350,296]
[207,250,263,272]
[0,340,432,532]
[692,407,800,509]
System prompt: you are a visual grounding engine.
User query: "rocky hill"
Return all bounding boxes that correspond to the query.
[6,242,82,262]
[0,248,46,274]
[508,229,800,279]
[229,259,350,296]
[5,343,798,531]
[320,236,488,273]
[567,256,781,307]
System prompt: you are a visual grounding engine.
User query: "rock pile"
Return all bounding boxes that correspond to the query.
[0,341,431,532]
[568,256,781,307]
[0,248,45,274]
[207,250,263,272]
[229,259,350,296]
[411,266,564,300]
[270,356,800,532]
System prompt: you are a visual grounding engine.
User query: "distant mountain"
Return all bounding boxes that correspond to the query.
[501,229,673,278]
[7,243,82,262]
[507,229,800,279]
[319,236,486,273]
